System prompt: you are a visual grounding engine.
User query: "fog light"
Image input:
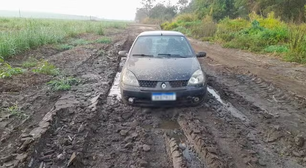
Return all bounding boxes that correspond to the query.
[193,97,200,102]
[128,97,135,104]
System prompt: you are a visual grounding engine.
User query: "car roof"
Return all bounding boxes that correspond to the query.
[138,31,185,37]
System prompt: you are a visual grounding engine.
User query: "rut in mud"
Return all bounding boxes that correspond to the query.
[1,24,306,168]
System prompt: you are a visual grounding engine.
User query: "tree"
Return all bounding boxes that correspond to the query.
[193,0,238,20]
[149,3,177,21]
[177,0,189,12]
[135,8,147,22]
[141,0,156,16]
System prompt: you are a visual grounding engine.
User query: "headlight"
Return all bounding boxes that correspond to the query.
[188,69,205,85]
[122,69,139,86]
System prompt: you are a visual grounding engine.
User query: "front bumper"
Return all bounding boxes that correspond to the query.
[121,84,207,107]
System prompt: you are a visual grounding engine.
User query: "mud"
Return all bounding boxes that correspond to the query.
[1,24,306,168]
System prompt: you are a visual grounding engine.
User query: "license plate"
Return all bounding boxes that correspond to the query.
[152,93,176,101]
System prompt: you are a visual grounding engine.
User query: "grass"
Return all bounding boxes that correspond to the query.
[47,77,79,91]
[56,44,74,50]
[0,63,25,78]
[0,17,127,60]
[264,45,289,53]
[96,37,112,44]
[5,104,29,119]
[22,57,38,68]
[32,61,59,75]
[71,39,91,46]
[161,12,306,64]
[97,49,105,56]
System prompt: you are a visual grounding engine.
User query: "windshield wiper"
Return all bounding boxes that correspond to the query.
[157,54,186,58]
[132,54,153,57]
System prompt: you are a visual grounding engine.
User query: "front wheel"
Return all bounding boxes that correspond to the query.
[190,93,209,106]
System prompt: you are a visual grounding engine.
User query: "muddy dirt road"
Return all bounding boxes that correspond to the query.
[0,24,306,168]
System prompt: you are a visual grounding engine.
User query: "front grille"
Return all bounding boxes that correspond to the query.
[139,80,158,88]
[169,80,188,88]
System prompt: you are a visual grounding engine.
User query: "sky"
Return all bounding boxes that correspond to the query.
[0,0,179,20]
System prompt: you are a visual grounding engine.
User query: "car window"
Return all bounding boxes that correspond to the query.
[131,35,193,58]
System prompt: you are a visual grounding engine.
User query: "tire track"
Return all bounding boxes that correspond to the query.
[164,133,187,168]
[178,115,227,168]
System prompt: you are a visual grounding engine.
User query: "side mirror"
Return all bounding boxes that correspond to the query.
[196,52,206,57]
[118,51,128,57]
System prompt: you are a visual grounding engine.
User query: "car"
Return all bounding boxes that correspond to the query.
[118,31,207,107]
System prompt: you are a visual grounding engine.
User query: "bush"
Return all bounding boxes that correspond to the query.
[190,16,217,39]
[174,13,197,23]
[284,24,306,63]
[215,17,250,42]
[180,21,201,28]
[218,17,250,32]
[163,22,179,30]
[223,34,267,52]
[218,17,289,53]
[160,21,170,30]
[249,12,286,30]
[172,26,192,36]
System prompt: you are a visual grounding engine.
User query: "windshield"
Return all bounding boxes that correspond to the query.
[130,35,194,58]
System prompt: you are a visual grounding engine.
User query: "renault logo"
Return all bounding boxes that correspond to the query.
[161,83,167,89]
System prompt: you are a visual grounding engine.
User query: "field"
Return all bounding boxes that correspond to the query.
[0,18,126,60]
[0,19,306,168]
[0,18,126,79]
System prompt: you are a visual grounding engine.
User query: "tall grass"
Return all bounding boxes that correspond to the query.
[161,12,306,64]
[0,18,127,60]
[285,25,306,63]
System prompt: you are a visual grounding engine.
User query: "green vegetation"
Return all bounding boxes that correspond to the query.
[0,59,61,79]
[264,45,289,53]
[56,44,74,50]
[137,0,306,63]
[71,39,91,46]
[162,13,306,63]
[22,57,38,68]
[5,104,29,119]
[0,63,25,78]
[96,37,112,44]
[32,61,59,76]
[0,18,127,60]
[47,77,79,91]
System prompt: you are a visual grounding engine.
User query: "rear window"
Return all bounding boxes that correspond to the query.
[130,35,194,57]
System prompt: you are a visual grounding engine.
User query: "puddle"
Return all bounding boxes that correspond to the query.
[143,119,181,132]
[207,86,249,123]
[144,118,203,166]
[107,72,121,104]
[159,120,180,130]
[107,58,126,104]
[157,120,204,166]
[207,87,224,104]
[108,72,121,99]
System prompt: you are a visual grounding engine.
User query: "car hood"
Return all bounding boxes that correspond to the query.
[126,57,200,81]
